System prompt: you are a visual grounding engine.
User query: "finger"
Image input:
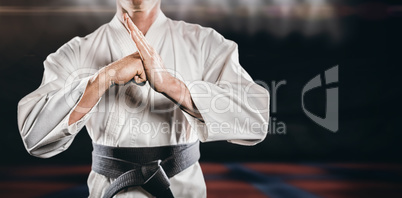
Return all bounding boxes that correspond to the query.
[130,31,145,60]
[124,13,151,47]
[139,70,147,82]
[126,19,151,59]
[122,14,130,33]
[124,14,152,58]
[124,14,161,63]
[131,31,151,59]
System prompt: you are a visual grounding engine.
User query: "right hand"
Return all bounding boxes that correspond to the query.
[105,52,147,86]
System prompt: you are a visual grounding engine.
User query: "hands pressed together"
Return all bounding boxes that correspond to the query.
[105,13,172,93]
[69,13,202,125]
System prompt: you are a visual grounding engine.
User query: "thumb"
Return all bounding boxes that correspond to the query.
[134,72,147,86]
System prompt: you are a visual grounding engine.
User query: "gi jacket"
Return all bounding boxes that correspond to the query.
[17,11,270,197]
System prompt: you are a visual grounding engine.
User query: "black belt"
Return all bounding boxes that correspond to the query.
[91,141,200,198]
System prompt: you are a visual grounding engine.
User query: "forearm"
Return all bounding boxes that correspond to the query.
[68,68,111,125]
[161,76,203,121]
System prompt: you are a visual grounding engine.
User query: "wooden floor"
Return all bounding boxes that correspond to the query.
[1,163,402,198]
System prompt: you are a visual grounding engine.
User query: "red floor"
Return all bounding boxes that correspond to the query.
[1,163,402,198]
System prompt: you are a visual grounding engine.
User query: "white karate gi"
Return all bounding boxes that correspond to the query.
[17,11,270,198]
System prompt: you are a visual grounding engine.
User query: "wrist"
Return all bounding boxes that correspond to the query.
[92,67,113,94]
[160,75,180,94]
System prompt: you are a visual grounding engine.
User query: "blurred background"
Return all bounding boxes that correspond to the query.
[1,0,401,197]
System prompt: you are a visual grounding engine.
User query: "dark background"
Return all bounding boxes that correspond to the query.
[0,0,400,165]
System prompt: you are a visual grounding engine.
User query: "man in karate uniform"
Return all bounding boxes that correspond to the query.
[17,0,270,197]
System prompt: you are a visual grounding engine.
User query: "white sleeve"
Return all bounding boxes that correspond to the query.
[17,37,100,158]
[184,30,270,146]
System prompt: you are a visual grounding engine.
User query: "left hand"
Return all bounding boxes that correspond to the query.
[123,13,173,93]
